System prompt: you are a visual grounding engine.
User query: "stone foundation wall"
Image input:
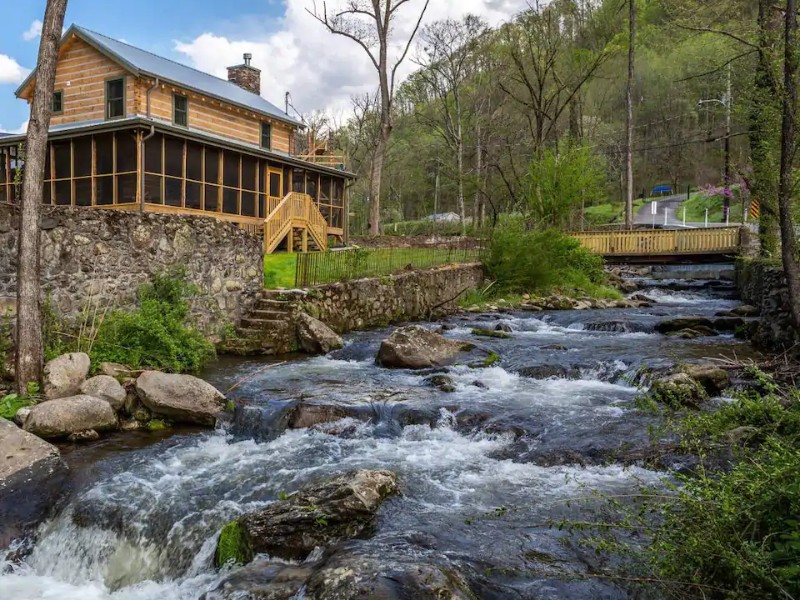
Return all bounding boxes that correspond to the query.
[0,204,263,334]
[737,258,797,351]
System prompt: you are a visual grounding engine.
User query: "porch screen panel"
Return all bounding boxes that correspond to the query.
[0,150,6,204]
[53,141,71,205]
[73,137,92,206]
[222,151,239,214]
[241,156,256,217]
[144,134,163,205]
[95,133,114,205]
[204,147,219,212]
[185,142,203,210]
[164,136,184,207]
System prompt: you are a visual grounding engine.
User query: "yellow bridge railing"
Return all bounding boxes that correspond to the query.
[569,227,741,257]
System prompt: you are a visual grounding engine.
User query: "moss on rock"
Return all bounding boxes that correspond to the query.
[214,520,252,567]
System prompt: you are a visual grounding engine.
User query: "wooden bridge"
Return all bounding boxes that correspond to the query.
[568,227,742,260]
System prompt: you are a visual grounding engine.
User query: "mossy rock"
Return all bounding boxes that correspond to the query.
[146,419,169,432]
[471,328,511,339]
[650,373,708,409]
[215,520,253,567]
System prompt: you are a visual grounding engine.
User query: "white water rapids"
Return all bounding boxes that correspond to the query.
[0,281,752,599]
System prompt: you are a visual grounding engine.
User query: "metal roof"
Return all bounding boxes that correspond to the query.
[17,25,303,128]
[0,117,356,179]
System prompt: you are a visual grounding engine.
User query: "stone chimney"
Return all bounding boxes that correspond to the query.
[227,53,261,95]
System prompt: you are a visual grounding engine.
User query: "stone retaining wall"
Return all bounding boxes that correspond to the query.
[737,258,797,351]
[0,204,263,334]
[294,263,484,332]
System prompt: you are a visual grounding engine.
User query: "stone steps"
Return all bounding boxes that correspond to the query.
[240,317,293,330]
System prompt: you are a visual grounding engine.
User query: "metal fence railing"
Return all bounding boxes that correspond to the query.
[295,245,484,288]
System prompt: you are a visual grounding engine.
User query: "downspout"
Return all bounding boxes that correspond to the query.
[140,77,159,212]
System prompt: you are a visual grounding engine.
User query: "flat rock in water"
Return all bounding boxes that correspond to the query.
[136,371,226,426]
[0,418,60,481]
[296,312,344,355]
[43,352,91,400]
[655,317,714,335]
[80,375,127,411]
[217,469,398,565]
[22,395,118,439]
[376,326,474,369]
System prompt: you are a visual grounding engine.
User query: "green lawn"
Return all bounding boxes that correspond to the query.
[583,198,647,227]
[679,193,745,224]
[263,253,298,289]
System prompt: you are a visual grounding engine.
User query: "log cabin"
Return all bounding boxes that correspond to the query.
[0,25,354,253]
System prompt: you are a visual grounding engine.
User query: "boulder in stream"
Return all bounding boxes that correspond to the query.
[22,395,118,438]
[649,373,708,409]
[0,417,61,482]
[681,365,731,396]
[215,469,399,566]
[135,371,226,426]
[80,375,127,411]
[655,317,714,335]
[43,352,91,400]
[296,312,344,355]
[376,326,474,370]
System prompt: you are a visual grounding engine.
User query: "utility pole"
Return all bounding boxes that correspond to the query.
[723,62,732,223]
[624,0,636,230]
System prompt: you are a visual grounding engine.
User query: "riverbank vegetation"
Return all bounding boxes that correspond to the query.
[571,368,800,599]
[45,268,214,373]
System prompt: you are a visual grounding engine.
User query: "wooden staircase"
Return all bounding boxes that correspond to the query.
[263,192,328,254]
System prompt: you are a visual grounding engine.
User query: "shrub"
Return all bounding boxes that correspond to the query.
[88,268,215,373]
[650,437,800,599]
[484,221,610,296]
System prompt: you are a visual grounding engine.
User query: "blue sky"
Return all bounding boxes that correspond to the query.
[0,0,287,132]
[0,0,525,133]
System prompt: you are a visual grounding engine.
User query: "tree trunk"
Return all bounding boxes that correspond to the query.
[474,126,483,229]
[778,0,800,331]
[16,0,68,394]
[624,0,636,230]
[368,124,389,236]
[457,137,466,235]
[750,0,780,256]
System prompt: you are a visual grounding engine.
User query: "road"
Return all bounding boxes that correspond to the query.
[634,194,751,229]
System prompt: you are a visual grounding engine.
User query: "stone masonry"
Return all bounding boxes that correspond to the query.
[0,204,263,335]
[737,258,797,351]
[227,263,485,355]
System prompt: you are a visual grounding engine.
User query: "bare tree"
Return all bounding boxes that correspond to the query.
[777,0,800,330]
[310,0,431,235]
[413,16,487,234]
[16,0,69,393]
[624,0,636,230]
[497,2,609,156]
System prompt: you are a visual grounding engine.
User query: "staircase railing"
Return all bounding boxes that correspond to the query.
[263,192,328,254]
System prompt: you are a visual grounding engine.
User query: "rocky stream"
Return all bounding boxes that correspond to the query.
[0,275,759,599]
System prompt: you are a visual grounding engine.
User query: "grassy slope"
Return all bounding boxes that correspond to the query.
[679,193,746,223]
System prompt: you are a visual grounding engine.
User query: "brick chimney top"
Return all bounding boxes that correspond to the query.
[227,53,261,95]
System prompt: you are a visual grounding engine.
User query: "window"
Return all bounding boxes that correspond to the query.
[52,90,63,114]
[105,78,125,119]
[261,122,271,150]
[173,94,188,127]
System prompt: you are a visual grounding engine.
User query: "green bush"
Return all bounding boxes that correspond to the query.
[650,437,800,599]
[88,268,215,373]
[484,221,610,296]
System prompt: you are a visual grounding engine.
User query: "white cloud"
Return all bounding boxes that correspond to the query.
[0,54,29,84]
[174,0,528,118]
[23,19,43,41]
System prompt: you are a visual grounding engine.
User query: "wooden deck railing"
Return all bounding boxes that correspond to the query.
[569,227,741,256]
[263,192,328,254]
